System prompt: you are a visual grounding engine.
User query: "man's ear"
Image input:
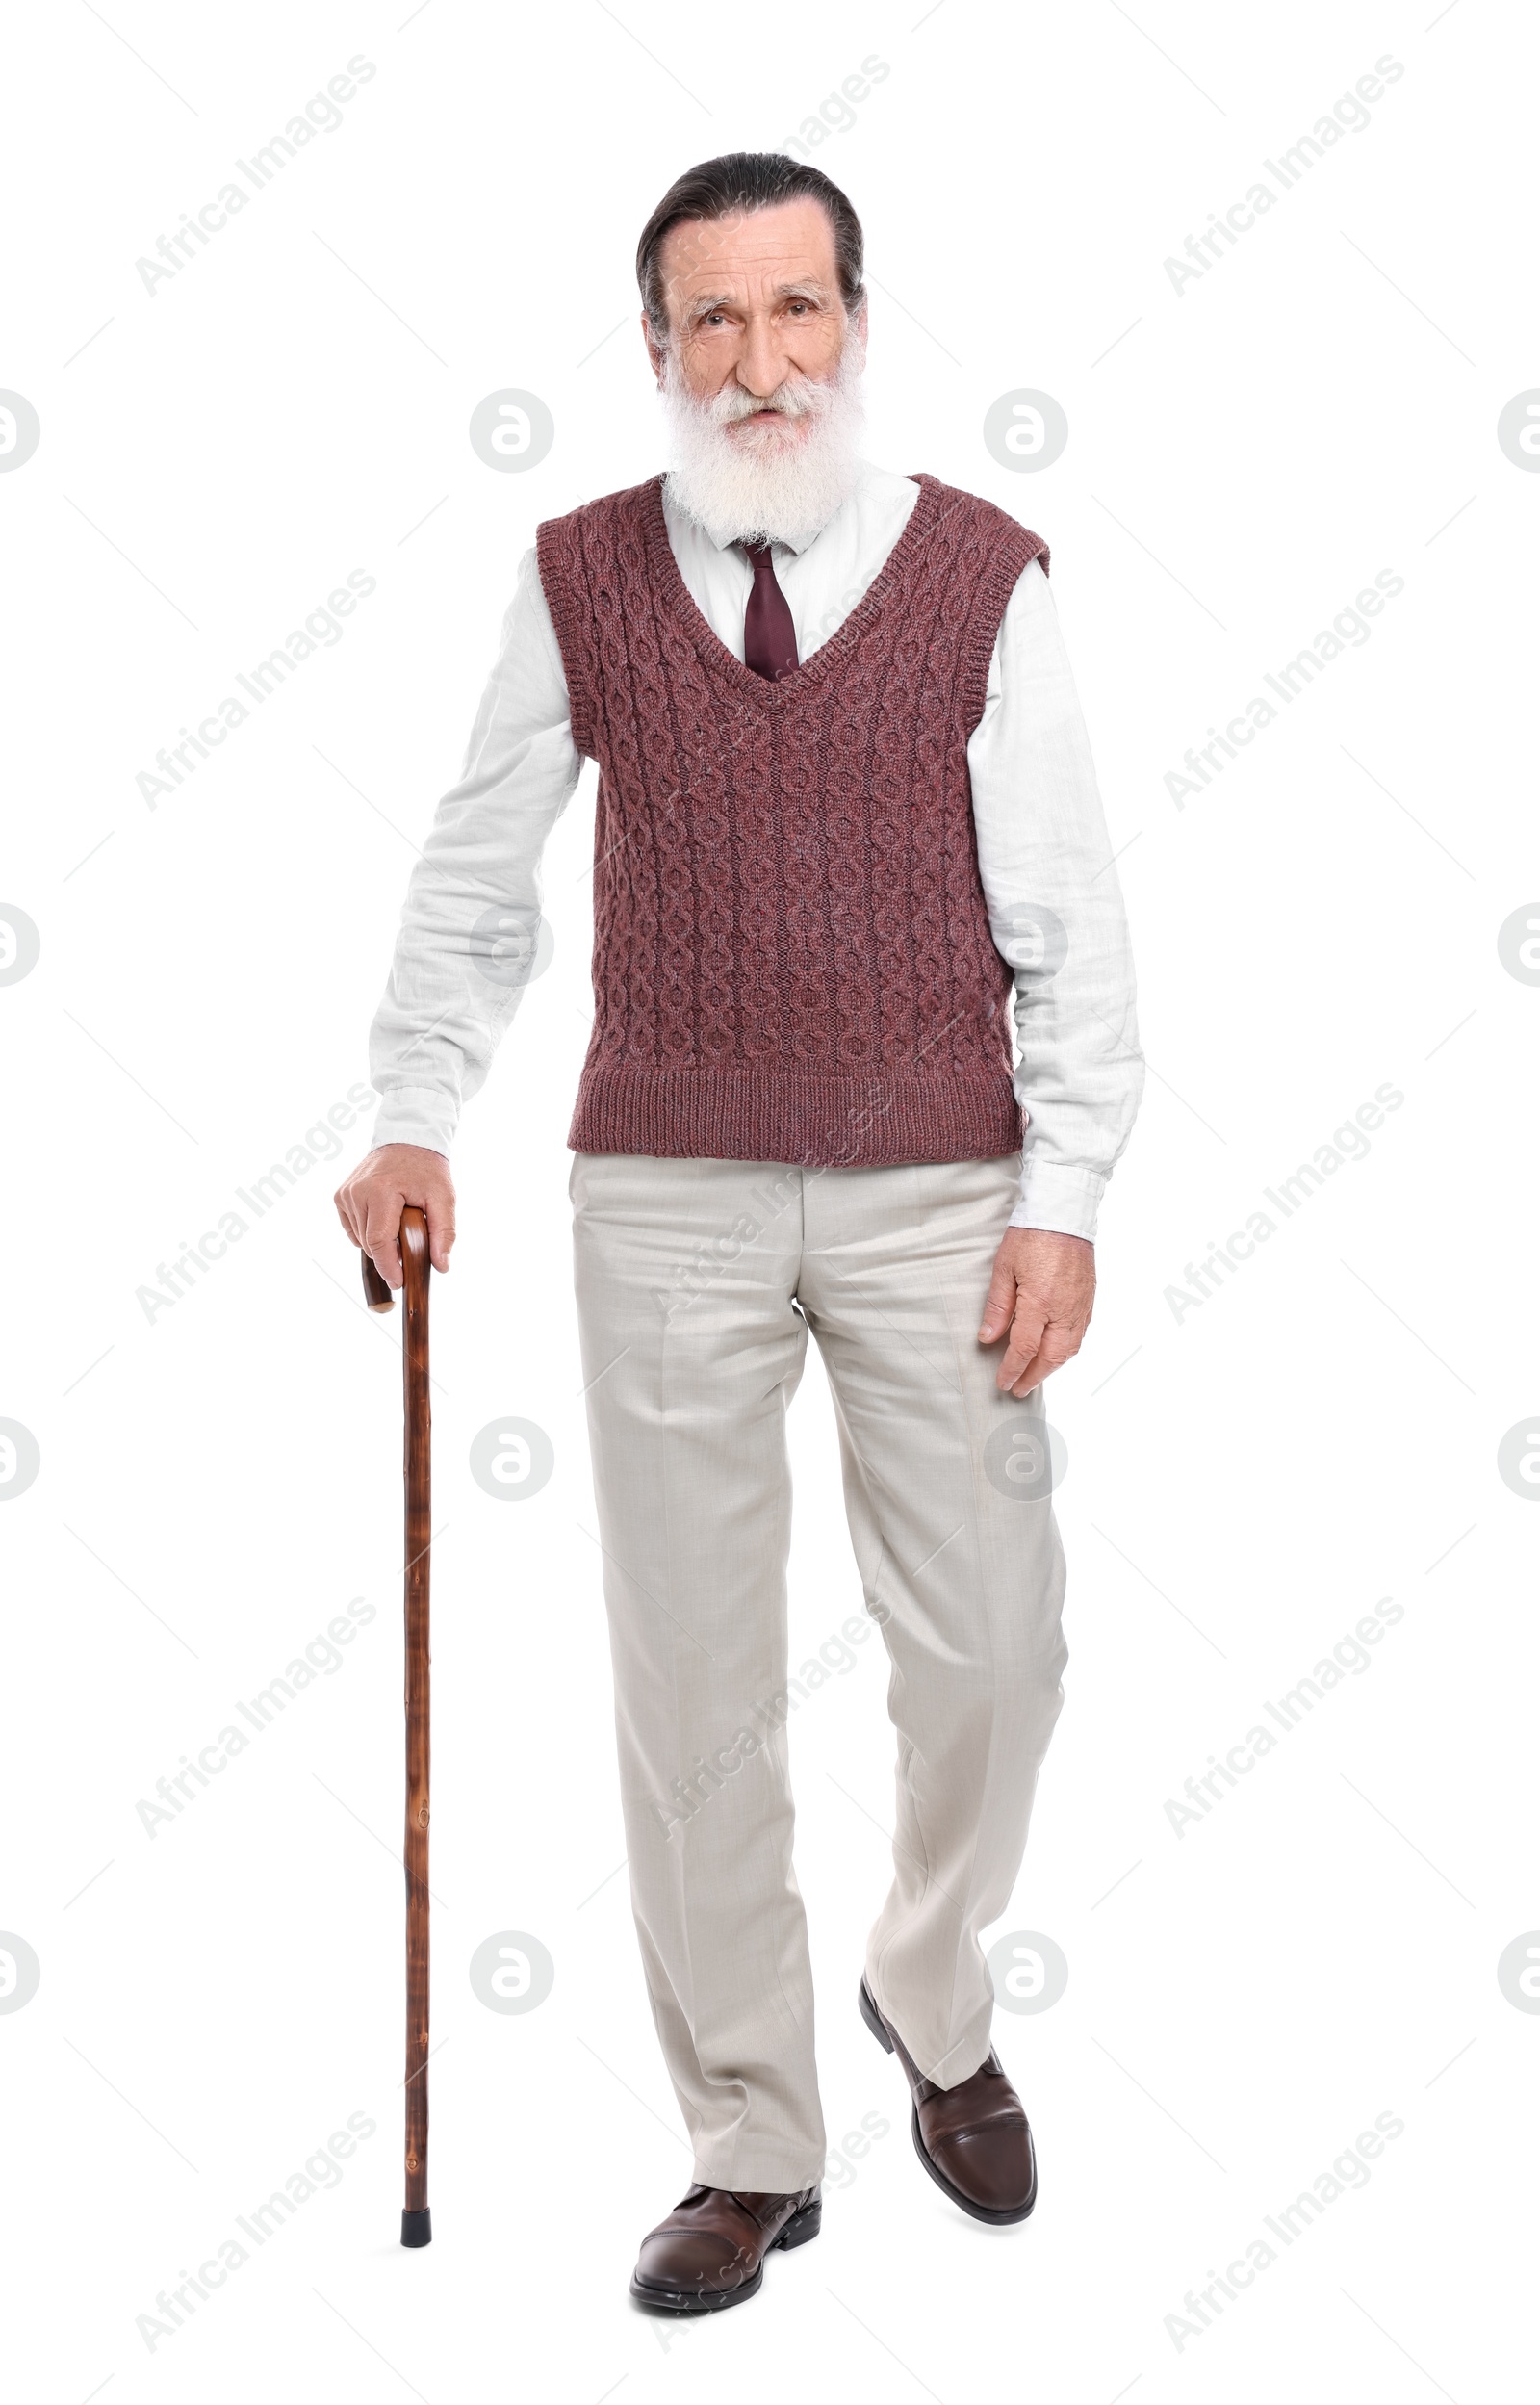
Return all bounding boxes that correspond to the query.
[642,311,667,390]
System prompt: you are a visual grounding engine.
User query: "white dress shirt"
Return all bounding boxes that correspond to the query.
[369,459,1142,1239]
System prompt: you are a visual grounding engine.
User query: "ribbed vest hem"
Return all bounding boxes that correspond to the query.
[567,1067,1024,1169]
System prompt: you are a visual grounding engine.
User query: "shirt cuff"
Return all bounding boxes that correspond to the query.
[1008,1157,1106,1243]
[371,1089,456,1158]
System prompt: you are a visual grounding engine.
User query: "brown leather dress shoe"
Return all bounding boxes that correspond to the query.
[860,1976,1037,2224]
[629,2184,822,2313]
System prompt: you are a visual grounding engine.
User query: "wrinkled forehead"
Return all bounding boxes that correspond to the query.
[656,197,841,318]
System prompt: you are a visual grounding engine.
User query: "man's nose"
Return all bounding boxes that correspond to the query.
[735,319,789,398]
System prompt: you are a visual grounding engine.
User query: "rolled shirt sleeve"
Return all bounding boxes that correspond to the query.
[368,545,582,1155]
[968,556,1144,1241]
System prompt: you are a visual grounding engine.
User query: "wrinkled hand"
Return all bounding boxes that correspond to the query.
[334,1143,456,1289]
[978,1228,1095,1395]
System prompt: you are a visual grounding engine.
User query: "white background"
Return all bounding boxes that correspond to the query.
[2,1,1535,2398]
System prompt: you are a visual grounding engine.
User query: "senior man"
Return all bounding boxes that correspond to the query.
[336,152,1142,2312]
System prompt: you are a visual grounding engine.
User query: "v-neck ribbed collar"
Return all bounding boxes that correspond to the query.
[639,468,941,705]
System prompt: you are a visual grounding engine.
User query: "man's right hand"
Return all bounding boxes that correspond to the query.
[334,1144,457,1289]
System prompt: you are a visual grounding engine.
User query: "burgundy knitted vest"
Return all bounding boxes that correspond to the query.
[536,471,1047,1169]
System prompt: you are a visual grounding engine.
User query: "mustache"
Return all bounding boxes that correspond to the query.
[694,373,838,427]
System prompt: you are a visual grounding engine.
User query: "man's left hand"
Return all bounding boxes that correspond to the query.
[979,1228,1096,1395]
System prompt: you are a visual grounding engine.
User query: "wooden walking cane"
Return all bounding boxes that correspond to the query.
[361,1207,433,2248]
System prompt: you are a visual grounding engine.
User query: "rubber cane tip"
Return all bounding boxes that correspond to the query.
[400,2208,432,2248]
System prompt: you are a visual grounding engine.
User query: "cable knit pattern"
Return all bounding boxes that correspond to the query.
[537,471,1047,1168]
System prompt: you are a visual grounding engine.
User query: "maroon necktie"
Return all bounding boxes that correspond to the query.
[742,541,799,681]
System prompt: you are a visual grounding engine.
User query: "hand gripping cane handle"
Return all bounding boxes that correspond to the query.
[359,1208,433,2248]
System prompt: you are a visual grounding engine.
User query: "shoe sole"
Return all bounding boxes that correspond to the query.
[859,1978,1038,2227]
[629,2196,822,2314]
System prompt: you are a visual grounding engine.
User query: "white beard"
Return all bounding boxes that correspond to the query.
[659,338,866,551]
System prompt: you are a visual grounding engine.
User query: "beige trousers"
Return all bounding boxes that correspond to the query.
[570,1149,1068,2191]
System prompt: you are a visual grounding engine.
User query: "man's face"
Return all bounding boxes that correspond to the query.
[645,197,864,445]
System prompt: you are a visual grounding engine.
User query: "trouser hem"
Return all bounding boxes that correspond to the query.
[867,1963,993,2092]
[690,2150,827,2193]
